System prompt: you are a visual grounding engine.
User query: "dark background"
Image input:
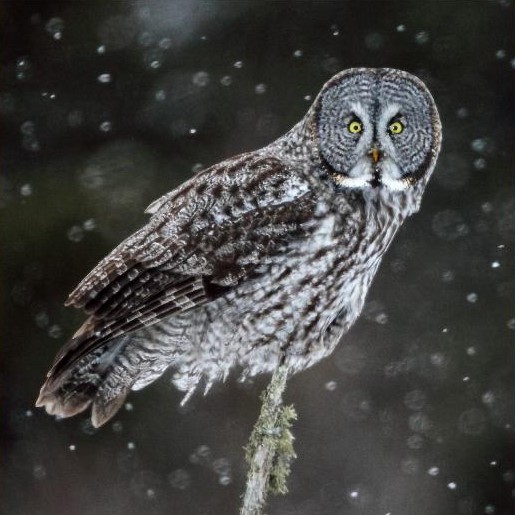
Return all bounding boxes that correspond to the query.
[1,1,514,514]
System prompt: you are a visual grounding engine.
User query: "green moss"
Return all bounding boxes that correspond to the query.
[268,404,297,495]
[243,366,297,500]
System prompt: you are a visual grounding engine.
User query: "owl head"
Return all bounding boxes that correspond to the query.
[312,68,441,199]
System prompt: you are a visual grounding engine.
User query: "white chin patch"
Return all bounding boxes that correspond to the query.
[381,175,410,191]
[334,157,411,192]
[380,158,411,191]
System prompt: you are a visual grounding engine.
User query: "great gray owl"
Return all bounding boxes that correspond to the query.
[37,68,442,427]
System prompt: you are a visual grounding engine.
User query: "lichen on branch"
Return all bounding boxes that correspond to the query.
[240,365,297,515]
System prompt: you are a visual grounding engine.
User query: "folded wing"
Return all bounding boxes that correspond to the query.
[37,153,317,423]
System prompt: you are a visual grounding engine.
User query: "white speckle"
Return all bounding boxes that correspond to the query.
[16,56,31,71]
[293,49,303,58]
[143,48,163,70]
[415,31,429,45]
[125,402,133,411]
[69,444,76,451]
[441,270,454,282]
[97,45,106,54]
[463,376,470,382]
[304,95,312,101]
[48,325,63,339]
[471,138,492,153]
[127,442,136,450]
[375,312,388,324]
[349,490,359,499]
[20,120,36,135]
[138,31,154,47]
[189,128,197,135]
[495,49,506,59]
[99,121,112,132]
[491,261,500,269]
[497,244,505,249]
[220,75,232,86]
[16,57,31,80]
[22,133,41,152]
[20,184,33,197]
[33,464,47,480]
[325,380,337,391]
[481,202,493,213]
[331,24,340,36]
[396,24,406,32]
[490,460,498,466]
[254,83,267,94]
[67,225,84,242]
[233,60,243,69]
[218,475,232,485]
[97,73,112,83]
[506,318,515,331]
[155,89,166,101]
[466,293,478,303]
[473,158,487,170]
[484,505,496,514]
[427,466,440,476]
[456,107,468,118]
[481,391,494,405]
[46,17,64,40]
[430,352,446,366]
[189,445,212,465]
[447,481,457,490]
[83,219,96,231]
[25,410,33,417]
[35,311,49,328]
[212,457,231,477]
[192,71,210,87]
[466,346,476,356]
[159,37,172,49]
[442,327,449,333]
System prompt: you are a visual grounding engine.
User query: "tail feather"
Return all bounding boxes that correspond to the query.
[91,386,130,428]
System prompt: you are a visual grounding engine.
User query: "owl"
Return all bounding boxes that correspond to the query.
[37,68,442,427]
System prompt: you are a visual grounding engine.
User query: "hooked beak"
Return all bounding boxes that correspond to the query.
[369,146,382,188]
[370,146,381,164]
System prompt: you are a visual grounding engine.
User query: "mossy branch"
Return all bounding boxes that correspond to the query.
[240,365,297,515]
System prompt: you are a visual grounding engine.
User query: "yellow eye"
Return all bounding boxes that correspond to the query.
[347,120,363,134]
[389,120,404,134]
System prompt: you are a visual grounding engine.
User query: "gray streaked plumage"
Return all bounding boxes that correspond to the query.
[37,68,442,427]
